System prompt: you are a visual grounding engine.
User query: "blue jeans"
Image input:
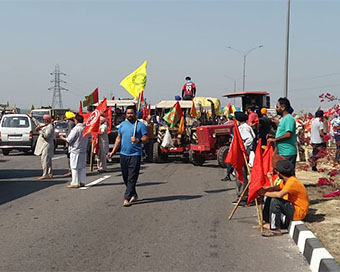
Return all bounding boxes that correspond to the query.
[283,154,297,171]
[120,155,141,201]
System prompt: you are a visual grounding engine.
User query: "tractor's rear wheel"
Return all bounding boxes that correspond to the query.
[189,150,205,166]
[217,145,229,168]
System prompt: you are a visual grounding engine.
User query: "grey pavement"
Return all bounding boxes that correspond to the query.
[0,151,310,271]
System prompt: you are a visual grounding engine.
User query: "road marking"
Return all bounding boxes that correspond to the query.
[79,175,111,190]
[52,155,67,161]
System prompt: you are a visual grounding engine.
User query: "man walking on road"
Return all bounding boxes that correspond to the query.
[109,106,148,207]
[60,114,89,188]
[34,114,55,180]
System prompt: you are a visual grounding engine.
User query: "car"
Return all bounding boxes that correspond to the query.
[54,121,68,149]
[0,114,39,155]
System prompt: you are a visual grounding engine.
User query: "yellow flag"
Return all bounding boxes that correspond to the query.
[190,101,197,118]
[120,61,147,98]
[178,116,185,134]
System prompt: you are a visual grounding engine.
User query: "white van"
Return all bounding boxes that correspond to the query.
[0,114,38,155]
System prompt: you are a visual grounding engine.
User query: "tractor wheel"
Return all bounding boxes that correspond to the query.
[189,150,205,166]
[153,142,168,163]
[153,142,161,163]
[217,145,229,168]
[2,149,10,156]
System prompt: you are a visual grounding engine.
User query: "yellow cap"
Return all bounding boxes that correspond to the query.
[65,111,75,119]
[260,108,267,115]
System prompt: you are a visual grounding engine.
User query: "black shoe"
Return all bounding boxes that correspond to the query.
[221,175,231,181]
[312,166,318,172]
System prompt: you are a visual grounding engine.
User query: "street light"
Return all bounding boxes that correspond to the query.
[226,45,263,92]
[283,0,291,98]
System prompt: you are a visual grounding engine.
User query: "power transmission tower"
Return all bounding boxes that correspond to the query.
[49,64,68,108]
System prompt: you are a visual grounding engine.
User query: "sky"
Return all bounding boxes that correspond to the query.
[0,0,339,113]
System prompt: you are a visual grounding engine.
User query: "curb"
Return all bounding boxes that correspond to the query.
[288,221,340,272]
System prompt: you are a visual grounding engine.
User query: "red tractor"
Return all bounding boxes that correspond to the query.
[189,123,233,167]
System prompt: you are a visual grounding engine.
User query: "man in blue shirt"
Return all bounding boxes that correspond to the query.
[109,105,148,207]
[268,97,297,169]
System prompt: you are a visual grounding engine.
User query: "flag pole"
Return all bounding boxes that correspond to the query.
[133,92,142,138]
[90,135,95,172]
[228,153,264,233]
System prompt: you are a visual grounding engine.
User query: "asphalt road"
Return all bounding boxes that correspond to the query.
[0,150,310,271]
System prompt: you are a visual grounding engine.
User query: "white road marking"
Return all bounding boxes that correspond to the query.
[79,175,111,190]
[52,155,67,161]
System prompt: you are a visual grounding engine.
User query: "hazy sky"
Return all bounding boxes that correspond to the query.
[0,0,339,113]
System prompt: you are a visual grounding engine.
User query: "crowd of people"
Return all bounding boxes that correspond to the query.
[23,80,339,229]
[222,97,340,236]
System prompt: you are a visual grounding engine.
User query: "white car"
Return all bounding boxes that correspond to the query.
[0,114,39,155]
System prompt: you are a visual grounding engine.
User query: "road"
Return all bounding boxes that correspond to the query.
[0,150,310,271]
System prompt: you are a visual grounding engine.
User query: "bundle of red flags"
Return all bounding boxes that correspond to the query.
[247,142,276,205]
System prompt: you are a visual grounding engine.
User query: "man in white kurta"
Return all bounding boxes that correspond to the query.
[62,114,89,188]
[97,116,109,172]
[34,115,55,180]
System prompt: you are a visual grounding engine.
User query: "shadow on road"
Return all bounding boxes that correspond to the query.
[133,194,203,205]
[0,169,68,179]
[204,188,234,194]
[0,179,68,205]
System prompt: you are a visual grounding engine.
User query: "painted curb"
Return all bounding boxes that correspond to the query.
[288,221,340,272]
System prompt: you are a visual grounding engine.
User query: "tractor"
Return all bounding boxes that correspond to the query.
[152,100,202,163]
[188,97,233,167]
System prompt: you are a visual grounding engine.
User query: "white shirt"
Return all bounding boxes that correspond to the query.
[310,117,324,144]
[238,123,255,152]
[67,123,89,154]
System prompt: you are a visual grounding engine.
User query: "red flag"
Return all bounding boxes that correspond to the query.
[83,98,107,137]
[247,139,266,205]
[148,104,151,116]
[262,143,274,186]
[225,119,248,184]
[140,91,144,103]
[106,106,112,134]
[142,105,148,120]
[79,101,83,114]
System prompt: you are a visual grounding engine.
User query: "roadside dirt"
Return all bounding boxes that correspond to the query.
[296,148,340,263]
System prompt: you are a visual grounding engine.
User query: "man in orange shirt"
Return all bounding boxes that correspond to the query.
[258,159,309,236]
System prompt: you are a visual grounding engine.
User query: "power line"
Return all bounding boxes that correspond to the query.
[48,64,68,108]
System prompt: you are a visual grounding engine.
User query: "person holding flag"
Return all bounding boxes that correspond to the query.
[110,61,148,206]
[227,111,255,206]
[59,114,90,188]
[109,106,148,207]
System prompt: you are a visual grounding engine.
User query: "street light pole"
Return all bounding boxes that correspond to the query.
[283,0,291,98]
[242,55,246,92]
[226,45,263,92]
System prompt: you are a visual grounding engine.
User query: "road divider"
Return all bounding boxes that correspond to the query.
[52,155,67,161]
[80,175,111,190]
